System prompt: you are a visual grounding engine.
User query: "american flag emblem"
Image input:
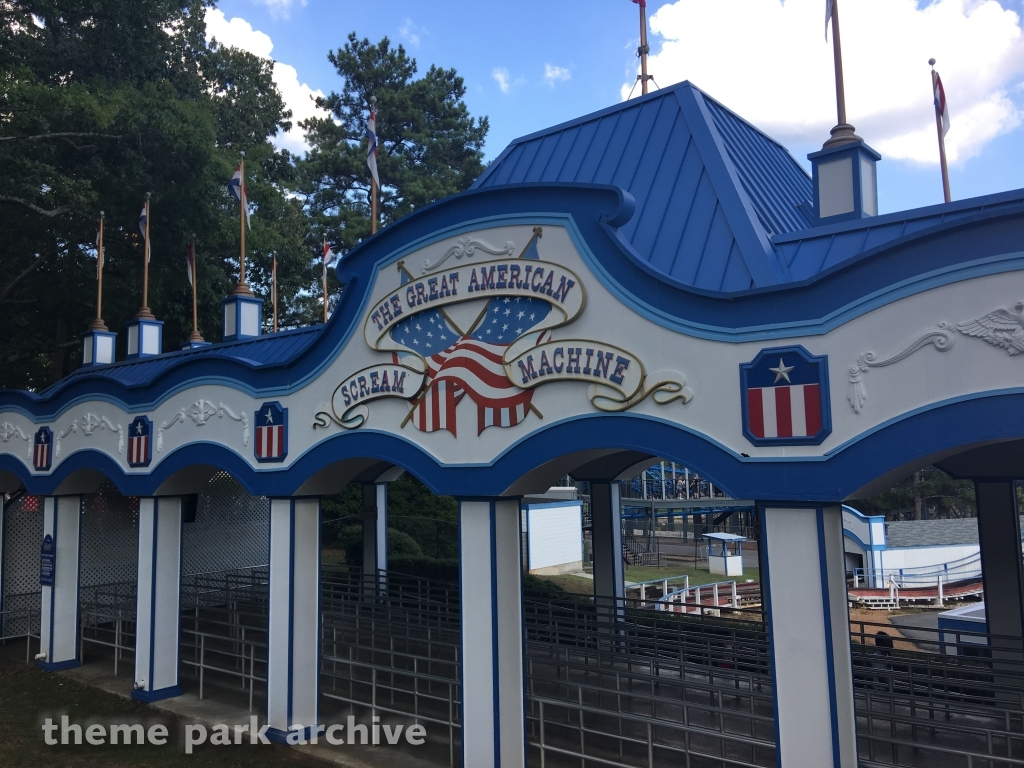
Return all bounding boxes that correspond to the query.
[391,241,550,437]
[255,402,287,462]
[740,346,831,446]
[33,427,52,471]
[127,416,152,468]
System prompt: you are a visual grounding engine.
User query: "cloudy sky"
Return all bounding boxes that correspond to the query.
[208,0,1024,214]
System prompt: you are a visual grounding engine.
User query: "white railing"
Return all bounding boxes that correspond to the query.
[656,579,739,614]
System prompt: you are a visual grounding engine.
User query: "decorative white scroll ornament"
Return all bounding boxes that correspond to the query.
[419,236,515,274]
[847,324,955,413]
[157,400,249,452]
[54,413,124,459]
[956,301,1024,355]
[0,422,32,461]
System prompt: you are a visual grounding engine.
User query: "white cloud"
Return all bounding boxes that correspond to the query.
[493,67,511,93]
[399,18,424,47]
[257,0,307,22]
[628,0,1024,165]
[205,9,328,154]
[544,63,572,86]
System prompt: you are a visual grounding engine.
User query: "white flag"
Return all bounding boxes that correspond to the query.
[825,0,834,40]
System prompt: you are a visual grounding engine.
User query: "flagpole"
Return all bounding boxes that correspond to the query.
[322,237,329,324]
[189,241,203,343]
[90,213,107,330]
[930,59,952,204]
[233,150,252,295]
[638,1,650,95]
[370,96,379,235]
[272,254,278,333]
[137,193,155,319]
[824,0,860,148]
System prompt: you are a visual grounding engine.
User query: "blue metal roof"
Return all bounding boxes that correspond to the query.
[50,325,323,391]
[773,188,1024,281]
[473,81,812,291]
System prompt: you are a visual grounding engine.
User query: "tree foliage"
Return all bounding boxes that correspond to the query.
[299,33,489,295]
[0,0,311,388]
[850,466,977,521]
[0,8,489,390]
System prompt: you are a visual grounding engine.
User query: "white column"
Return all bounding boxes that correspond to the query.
[132,497,183,701]
[590,482,624,601]
[976,481,1024,641]
[761,506,857,768]
[459,499,525,768]
[266,498,321,744]
[362,483,388,576]
[38,496,81,670]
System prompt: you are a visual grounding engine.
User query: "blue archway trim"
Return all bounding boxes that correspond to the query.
[1,184,1021,420]
[6,390,1024,501]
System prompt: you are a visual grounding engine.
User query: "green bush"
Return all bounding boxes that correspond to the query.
[523,574,569,597]
[338,526,424,566]
[388,556,459,583]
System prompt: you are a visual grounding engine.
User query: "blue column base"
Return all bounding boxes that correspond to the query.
[37,659,81,672]
[131,684,183,703]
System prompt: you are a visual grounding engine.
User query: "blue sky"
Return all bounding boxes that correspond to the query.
[210,0,1024,215]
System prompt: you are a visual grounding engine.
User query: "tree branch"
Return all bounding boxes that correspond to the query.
[0,132,123,142]
[0,251,55,306]
[0,196,69,217]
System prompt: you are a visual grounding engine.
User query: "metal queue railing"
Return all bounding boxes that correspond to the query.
[524,592,776,768]
[319,566,462,766]
[851,617,1024,768]
[23,562,1024,768]
[0,592,40,662]
[179,566,269,711]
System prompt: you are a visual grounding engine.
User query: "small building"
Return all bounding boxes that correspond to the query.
[522,488,583,575]
[704,532,746,577]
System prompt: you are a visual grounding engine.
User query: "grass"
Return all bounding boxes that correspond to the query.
[625,564,760,586]
[0,646,313,768]
[529,565,761,597]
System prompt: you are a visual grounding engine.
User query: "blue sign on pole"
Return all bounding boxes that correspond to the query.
[39,534,55,587]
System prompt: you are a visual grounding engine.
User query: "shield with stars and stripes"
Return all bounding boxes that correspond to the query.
[740,346,831,446]
[127,416,153,468]
[33,426,52,471]
[254,402,287,462]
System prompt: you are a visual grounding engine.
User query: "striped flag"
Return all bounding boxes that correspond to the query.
[138,204,150,263]
[933,70,950,137]
[746,378,822,440]
[366,108,380,188]
[96,219,103,277]
[186,242,196,287]
[228,165,252,229]
[391,237,550,435]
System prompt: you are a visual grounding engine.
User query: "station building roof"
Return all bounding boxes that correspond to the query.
[25,80,1024,402]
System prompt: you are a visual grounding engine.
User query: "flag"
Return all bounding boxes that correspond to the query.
[632,0,646,6]
[322,241,338,281]
[825,0,833,40]
[186,242,196,287]
[366,108,380,188]
[391,237,550,436]
[138,204,150,263]
[96,220,103,276]
[228,165,252,229]
[933,70,950,138]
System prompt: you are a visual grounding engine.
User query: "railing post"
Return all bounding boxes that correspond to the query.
[731,581,738,609]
